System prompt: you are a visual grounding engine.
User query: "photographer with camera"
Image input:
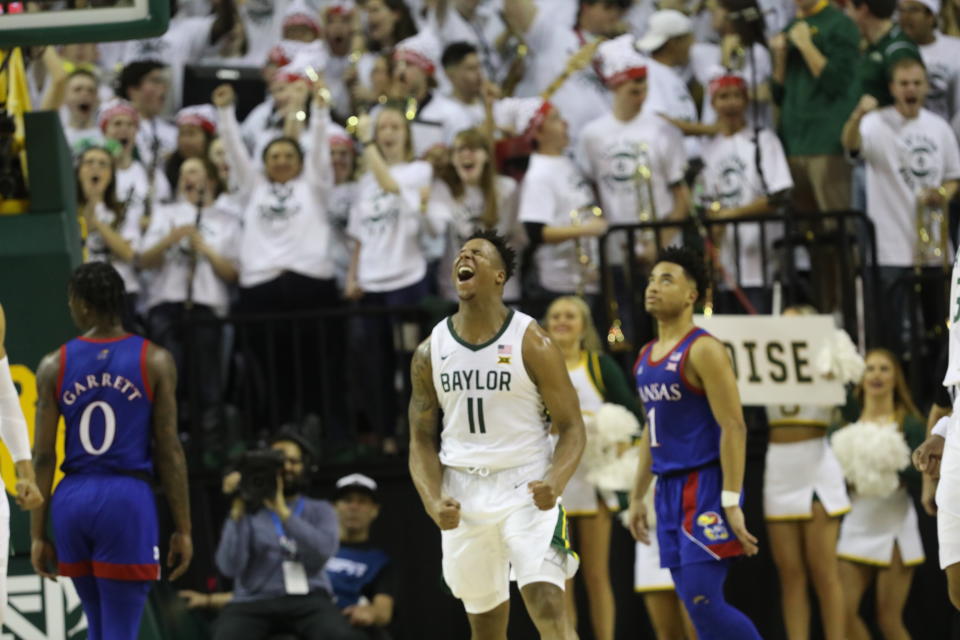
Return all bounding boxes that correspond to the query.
[214,433,364,640]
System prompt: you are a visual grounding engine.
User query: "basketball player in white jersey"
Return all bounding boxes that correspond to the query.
[0,304,45,623]
[914,249,960,609]
[409,229,586,640]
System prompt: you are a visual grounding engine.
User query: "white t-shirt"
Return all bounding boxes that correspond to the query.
[218,103,336,287]
[84,202,142,295]
[140,199,241,314]
[700,127,793,287]
[577,111,687,225]
[347,161,434,292]
[518,153,599,294]
[860,107,960,266]
[427,176,524,301]
[515,10,610,145]
[116,161,173,215]
[328,181,357,290]
[135,116,179,174]
[919,33,960,123]
[690,42,773,130]
[61,121,103,155]
[411,93,477,158]
[642,57,701,159]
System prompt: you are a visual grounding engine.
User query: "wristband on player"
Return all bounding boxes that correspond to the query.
[721,490,741,508]
[932,416,952,439]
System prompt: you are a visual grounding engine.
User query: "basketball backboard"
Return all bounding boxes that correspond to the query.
[0,0,169,47]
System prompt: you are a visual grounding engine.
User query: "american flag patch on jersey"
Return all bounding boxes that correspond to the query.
[498,344,511,365]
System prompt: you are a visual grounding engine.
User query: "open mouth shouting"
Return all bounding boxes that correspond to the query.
[457,265,475,282]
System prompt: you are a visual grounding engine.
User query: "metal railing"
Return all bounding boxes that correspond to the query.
[164,207,953,462]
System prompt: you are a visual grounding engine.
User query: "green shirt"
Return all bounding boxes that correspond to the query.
[772,4,861,156]
[856,24,923,106]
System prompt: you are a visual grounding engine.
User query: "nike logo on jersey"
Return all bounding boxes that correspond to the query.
[441,353,452,360]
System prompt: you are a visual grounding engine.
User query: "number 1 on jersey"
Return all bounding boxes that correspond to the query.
[647,407,659,447]
[467,397,486,434]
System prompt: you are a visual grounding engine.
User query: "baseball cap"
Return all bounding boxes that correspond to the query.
[335,473,379,501]
[635,10,693,53]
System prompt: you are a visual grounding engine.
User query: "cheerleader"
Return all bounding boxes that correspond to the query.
[139,158,240,449]
[544,296,644,640]
[427,127,525,302]
[834,349,927,640]
[346,106,433,454]
[764,311,851,640]
[75,144,142,329]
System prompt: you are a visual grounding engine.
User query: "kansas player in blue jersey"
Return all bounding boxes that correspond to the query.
[627,247,762,640]
[30,263,192,640]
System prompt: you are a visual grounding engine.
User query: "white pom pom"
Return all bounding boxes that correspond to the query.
[595,403,642,445]
[587,446,639,491]
[830,420,910,498]
[815,329,866,385]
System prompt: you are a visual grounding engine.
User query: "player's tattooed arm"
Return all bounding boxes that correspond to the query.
[408,339,459,530]
[148,343,194,580]
[31,349,62,579]
[522,323,585,506]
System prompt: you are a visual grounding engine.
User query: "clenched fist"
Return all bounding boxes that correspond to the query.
[433,496,461,530]
[528,481,557,510]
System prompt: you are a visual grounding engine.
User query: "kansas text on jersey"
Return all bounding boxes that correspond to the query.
[635,327,722,475]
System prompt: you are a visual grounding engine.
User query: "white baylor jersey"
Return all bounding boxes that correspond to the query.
[431,310,551,470]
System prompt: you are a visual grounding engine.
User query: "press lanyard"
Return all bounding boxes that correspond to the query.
[270,497,305,557]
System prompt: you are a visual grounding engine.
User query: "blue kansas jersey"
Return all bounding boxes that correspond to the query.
[57,334,154,475]
[634,327,722,475]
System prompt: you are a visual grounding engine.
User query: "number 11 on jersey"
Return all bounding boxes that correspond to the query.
[647,407,659,447]
[468,397,486,434]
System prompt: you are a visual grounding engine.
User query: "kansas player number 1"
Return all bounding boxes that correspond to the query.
[647,407,659,447]
[79,400,117,455]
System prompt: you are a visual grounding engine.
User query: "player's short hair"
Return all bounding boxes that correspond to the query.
[654,247,709,304]
[68,262,126,320]
[442,42,478,69]
[116,60,166,100]
[466,229,517,283]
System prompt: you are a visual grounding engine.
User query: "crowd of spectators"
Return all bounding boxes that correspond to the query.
[16,0,960,637]
[17,0,960,450]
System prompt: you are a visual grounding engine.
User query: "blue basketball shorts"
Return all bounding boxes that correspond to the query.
[655,464,743,569]
[51,474,159,581]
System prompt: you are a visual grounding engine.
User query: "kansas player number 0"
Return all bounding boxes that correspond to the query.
[79,401,117,456]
